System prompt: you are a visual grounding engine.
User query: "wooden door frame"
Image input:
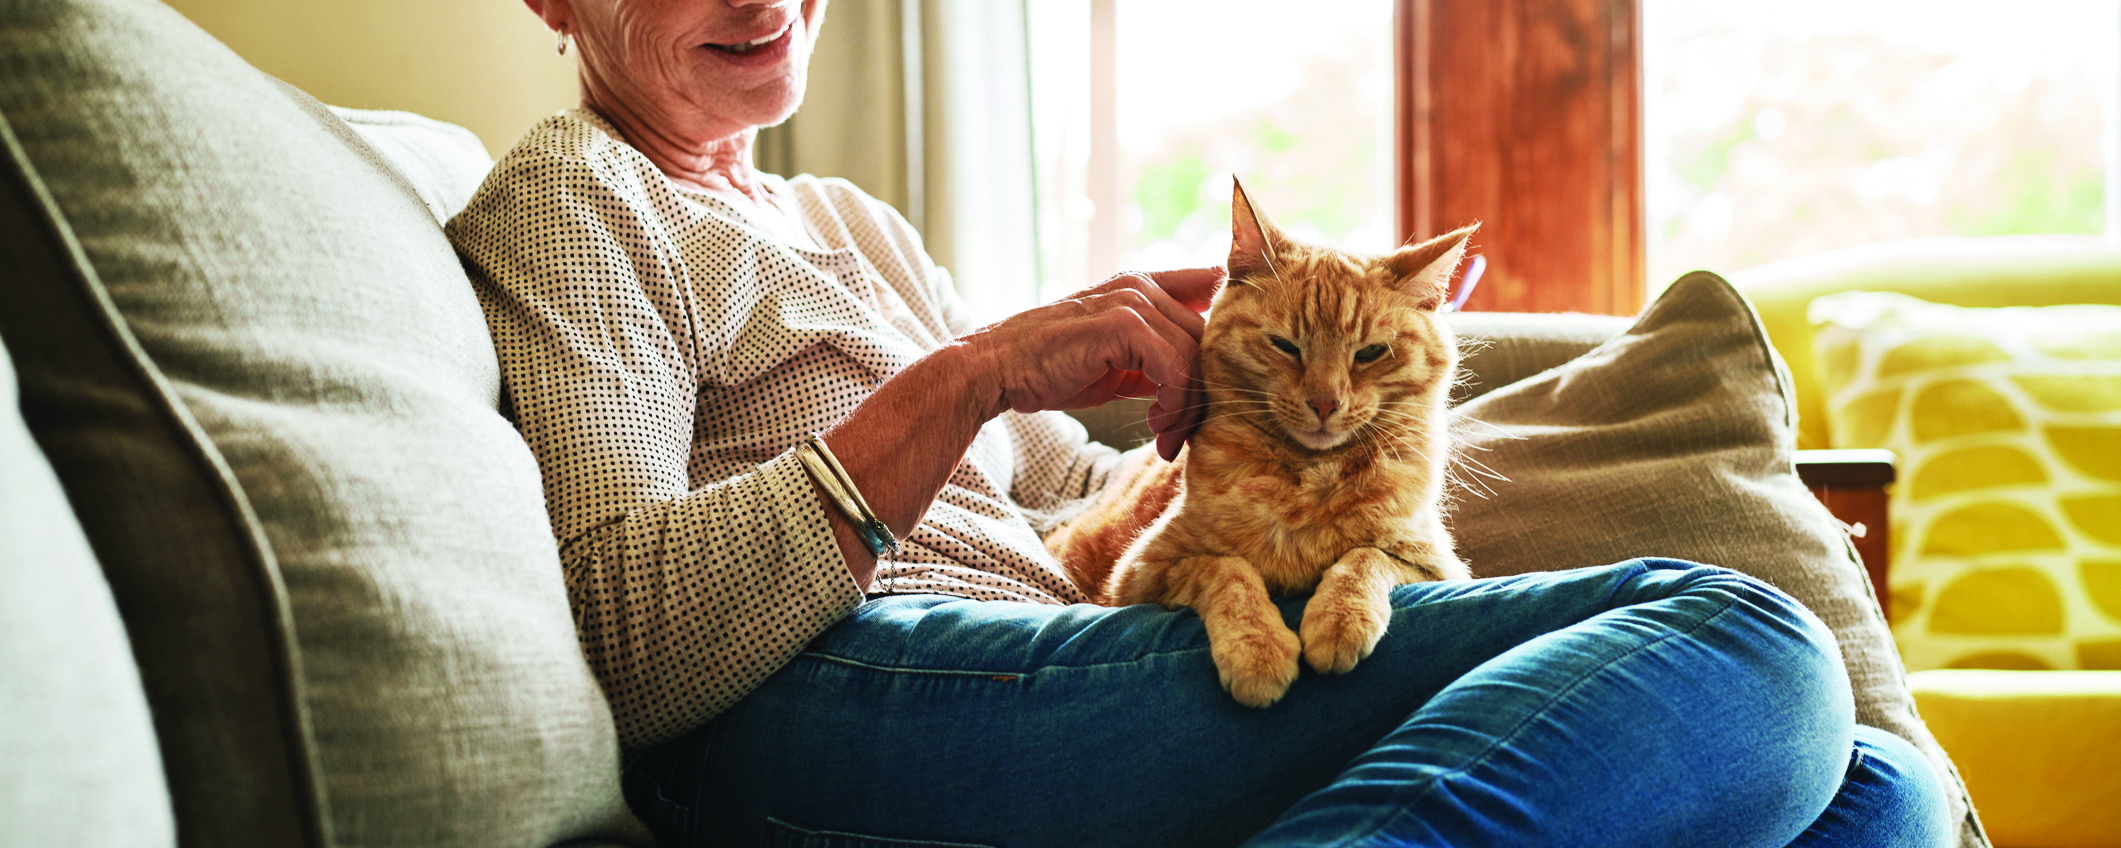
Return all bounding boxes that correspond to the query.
[1397,0,1645,315]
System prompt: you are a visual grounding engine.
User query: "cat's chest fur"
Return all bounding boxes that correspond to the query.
[1183,422,1431,594]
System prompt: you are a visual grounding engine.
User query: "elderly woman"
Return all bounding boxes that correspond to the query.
[446,1,1951,845]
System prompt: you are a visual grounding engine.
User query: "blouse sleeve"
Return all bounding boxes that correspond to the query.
[448,145,863,750]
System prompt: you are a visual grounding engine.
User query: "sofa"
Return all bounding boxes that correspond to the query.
[1737,242,2121,848]
[1,1,1990,846]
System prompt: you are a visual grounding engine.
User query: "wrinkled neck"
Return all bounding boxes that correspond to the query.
[581,97,772,206]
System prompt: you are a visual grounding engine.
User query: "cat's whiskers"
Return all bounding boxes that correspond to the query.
[1353,419,1408,463]
[1194,403,1272,421]
[1435,413,1517,500]
[1348,403,1444,459]
[1357,402,1513,499]
[1454,452,1510,483]
[1365,406,1444,435]
[1359,419,1434,466]
[1190,404,1276,431]
[1442,446,1511,500]
[1447,413,1524,442]
[1193,375,1277,396]
[1195,386,1277,408]
[1198,386,1277,400]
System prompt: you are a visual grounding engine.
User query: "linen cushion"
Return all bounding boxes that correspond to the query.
[1447,272,1986,848]
[332,106,495,224]
[1809,292,2121,674]
[1445,310,1631,404]
[0,325,175,846]
[0,102,318,845]
[0,1,646,845]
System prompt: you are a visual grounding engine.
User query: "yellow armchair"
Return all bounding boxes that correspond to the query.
[1735,235,2121,848]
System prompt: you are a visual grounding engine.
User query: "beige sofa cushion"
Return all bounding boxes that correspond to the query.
[332,106,494,224]
[0,1,646,845]
[1448,272,1987,848]
[0,320,173,845]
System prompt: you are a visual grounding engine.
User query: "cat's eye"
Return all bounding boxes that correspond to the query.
[1355,344,1390,364]
[1269,336,1301,358]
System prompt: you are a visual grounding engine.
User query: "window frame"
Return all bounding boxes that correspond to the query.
[1395,0,1644,315]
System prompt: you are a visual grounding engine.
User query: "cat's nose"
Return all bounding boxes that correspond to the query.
[1309,397,1341,422]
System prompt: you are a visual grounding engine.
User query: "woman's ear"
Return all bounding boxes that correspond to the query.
[523,0,572,32]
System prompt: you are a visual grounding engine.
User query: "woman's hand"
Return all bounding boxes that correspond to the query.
[956,267,1223,461]
[816,265,1221,584]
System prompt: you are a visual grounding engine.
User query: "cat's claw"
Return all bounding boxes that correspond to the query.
[1300,603,1387,675]
[1214,625,1302,708]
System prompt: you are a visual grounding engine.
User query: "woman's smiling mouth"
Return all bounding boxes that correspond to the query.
[706,21,792,57]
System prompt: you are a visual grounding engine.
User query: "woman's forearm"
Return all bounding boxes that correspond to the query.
[814,341,1000,587]
[808,268,1220,589]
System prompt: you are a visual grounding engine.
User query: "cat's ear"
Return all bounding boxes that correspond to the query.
[1227,177,1283,283]
[1386,223,1479,310]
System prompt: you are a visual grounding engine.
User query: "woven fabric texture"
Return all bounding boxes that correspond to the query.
[1447,271,1987,848]
[0,1,646,845]
[0,326,175,846]
[332,106,494,224]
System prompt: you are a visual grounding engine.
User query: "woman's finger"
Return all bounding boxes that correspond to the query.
[1146,266,1225,312]
[1080,287,1201,370]
[1091,305,1192,394]
[1145,370,1206,460]
[1103,272,1209,342]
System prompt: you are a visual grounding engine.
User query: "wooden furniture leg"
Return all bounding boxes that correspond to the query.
[1794,449,1897,619]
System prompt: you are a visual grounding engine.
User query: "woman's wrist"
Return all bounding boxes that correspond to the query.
[921,339,1011,425]
[812,341,1000,569]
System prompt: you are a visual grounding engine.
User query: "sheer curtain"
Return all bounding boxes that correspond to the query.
[759,0,1043,322]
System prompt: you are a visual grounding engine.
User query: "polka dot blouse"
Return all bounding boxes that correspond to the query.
[447,109,1124,749]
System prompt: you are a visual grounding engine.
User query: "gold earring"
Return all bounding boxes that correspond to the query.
[555,28,571,56]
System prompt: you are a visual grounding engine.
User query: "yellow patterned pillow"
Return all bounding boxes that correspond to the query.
[1811,292,2121,672]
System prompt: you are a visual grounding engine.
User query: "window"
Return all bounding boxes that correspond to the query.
[1644,0,2120,292]
[1026,0,2116,314]
[1027,0,1395,302]
[1028,0,1642,314]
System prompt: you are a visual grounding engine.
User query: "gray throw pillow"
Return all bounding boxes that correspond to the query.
[1447,271,1987,848]
[1446,310,1631,404]
[332,106,495,224]
[0,328,175,847]
[0,1,646,845]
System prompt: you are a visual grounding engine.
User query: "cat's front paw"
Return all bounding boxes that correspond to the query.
[1212,623,1302,708]
[1300,593,1390,675]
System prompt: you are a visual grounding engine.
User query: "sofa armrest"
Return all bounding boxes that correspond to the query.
[1795,449,1896,617]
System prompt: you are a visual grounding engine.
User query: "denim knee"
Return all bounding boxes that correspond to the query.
[1853,726,1953,847]
[1787,726,1953,848]
[1625,558,1845,665]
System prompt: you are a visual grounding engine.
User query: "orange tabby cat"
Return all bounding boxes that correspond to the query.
[1048,181,1474,708]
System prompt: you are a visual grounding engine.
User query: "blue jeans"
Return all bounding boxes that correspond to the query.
[624,559,1951,847]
